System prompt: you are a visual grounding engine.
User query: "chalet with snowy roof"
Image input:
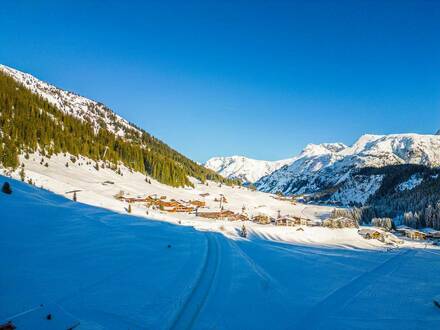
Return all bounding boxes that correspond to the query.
[396,227,427,240]
[422,228,440,239]
[275,216,297,226]
[358,228,383,240]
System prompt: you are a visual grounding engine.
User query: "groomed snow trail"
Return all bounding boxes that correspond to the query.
[170,233,220,330]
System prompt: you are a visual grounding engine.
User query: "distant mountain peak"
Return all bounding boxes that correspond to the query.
[204,155,295,183]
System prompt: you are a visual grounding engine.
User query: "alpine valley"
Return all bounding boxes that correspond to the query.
[2,65,440,330]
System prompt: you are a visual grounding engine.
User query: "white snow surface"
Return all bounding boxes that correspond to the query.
[2,174,440,329]
[0,64,138,137]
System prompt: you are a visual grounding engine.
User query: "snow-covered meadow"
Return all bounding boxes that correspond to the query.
[1,171,440,329]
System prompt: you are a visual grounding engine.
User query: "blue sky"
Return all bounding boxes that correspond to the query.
[1,1,439,162]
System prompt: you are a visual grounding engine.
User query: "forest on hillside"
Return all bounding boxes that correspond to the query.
[0,71,239,187]
[346,165,440,230]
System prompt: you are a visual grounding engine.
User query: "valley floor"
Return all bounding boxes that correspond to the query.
[1,177,440,329]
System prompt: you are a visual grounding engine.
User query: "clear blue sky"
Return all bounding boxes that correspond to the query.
[1,1,439,162]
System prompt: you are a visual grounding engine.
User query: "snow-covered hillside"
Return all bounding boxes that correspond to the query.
[1,151,336,225]
[255,134,440,200]
[204,155,294,183]
[2,175,440,329]
[0,64,138,137]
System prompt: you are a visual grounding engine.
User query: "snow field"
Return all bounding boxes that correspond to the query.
[1,177,440,329]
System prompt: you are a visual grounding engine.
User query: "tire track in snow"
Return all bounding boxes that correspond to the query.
[295,249,414,329]
[169,232,220,330]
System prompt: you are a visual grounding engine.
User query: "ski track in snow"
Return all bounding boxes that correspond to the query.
[170,233,221,330]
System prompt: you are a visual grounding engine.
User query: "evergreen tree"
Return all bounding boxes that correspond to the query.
[19,165,25,181]
[2,182,12,194]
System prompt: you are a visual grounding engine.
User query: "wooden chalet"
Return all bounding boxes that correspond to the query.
[396,227,427,240]
[275,216,297,226]
[358,228,383,240]
[421,228,440,239]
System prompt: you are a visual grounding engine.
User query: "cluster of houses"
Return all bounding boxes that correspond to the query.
[395,226,440,241]
[395,226,427,240]
[358,224,440,244]
[251,214,357,229]
[116,190,366,231]
[115,191,440,244]
[117,193,207,214]
[198,210,247,221]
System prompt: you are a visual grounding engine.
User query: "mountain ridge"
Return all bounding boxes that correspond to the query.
[0,64,237,187]
[205,133,440,204]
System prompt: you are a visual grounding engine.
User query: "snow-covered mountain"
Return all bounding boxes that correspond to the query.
[256,134,440,202]
[204,156,295,183]
[0,64,138,137]
[0,64,235,187]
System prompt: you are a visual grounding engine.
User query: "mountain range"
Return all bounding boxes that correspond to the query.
[208,133,440,205]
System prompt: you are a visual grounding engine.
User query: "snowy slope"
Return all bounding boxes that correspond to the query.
[396,173,423,192]
[1,151,336,225]
[204,155,295,183]
[2,175,440,330]
[256,134,440,200]
[0,64,138,137]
